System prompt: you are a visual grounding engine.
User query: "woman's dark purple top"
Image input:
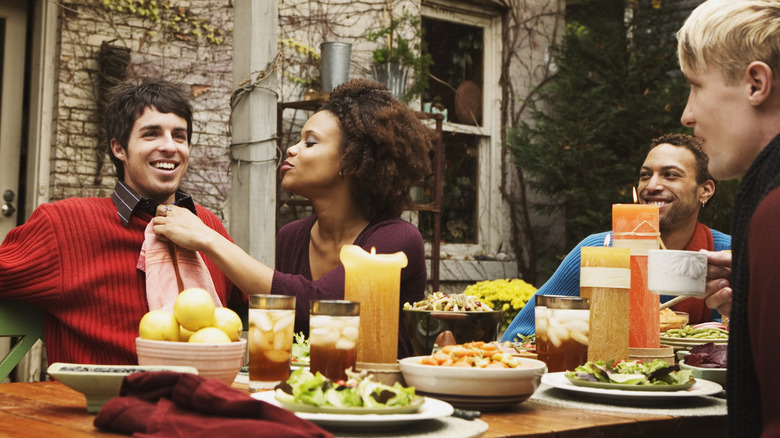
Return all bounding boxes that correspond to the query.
[271,214,427,359]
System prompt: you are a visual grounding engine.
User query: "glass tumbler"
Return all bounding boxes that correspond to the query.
[309,300,360,381]
[535,295,589,373]
[248,294,296,391]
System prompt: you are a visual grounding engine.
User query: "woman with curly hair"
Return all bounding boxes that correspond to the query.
[153,79,433,358]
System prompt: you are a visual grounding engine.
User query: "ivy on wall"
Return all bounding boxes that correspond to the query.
[100,0,227,45]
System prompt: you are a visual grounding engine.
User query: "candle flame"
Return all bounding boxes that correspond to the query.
[632,186,638,203]
[370,247,376,255]
[604,234,611,247]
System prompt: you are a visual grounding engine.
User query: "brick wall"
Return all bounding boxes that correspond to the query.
[54,0,234,221]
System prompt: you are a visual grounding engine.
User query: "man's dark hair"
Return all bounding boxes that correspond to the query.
[649,133,718,207]
[104,77,193,180]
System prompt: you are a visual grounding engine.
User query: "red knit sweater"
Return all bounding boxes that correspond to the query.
[0,197,242,365]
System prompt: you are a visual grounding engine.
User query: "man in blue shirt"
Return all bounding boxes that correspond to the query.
[503,133,731,341]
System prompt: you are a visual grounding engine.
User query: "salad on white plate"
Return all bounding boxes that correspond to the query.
[273,368,421,414]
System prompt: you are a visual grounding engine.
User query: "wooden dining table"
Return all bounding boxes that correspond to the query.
[0,379,727,438]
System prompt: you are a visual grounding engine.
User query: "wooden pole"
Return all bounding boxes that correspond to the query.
[230,0,279,266]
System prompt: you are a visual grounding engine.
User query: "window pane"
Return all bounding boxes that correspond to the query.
[419,132,478,244]
[422,17,484,126]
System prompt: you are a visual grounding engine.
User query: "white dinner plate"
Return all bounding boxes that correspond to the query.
[252,391,454,430]
[660,335,728,346]
[275,393,426,415]
[542,372,722,405]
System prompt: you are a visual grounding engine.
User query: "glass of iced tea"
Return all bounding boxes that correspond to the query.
[535,295,589,373]
[309,300,360,381]
[248,294,296,391]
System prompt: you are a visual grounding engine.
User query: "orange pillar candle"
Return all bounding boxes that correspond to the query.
[612,203,660,348]
[340,245,408,364]
[581,246,631,363]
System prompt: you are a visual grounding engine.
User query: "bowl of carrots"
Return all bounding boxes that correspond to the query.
[399,341,547,411]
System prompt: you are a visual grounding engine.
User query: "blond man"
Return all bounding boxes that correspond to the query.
[678,1,780,435]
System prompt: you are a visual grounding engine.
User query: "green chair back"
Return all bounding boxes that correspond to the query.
[0,301,45,381]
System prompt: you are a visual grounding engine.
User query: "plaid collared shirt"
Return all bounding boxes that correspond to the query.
[111,180,197,226]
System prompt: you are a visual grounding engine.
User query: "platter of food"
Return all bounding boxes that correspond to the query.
[565,377,695,392]
[543,372,722,404]
[274,394,426,415]
[399,342,547,410]
[660,336,728,346]
[290,332,311,368]
[661,325,728,344]
[252,391,453,430]
[564,359,695,392]
[402,292,503,356]
[251,367,450,429]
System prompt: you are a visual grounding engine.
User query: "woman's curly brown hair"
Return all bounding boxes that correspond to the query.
[321,79,434,219]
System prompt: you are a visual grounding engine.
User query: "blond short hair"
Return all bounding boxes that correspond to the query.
[677,0,780,84]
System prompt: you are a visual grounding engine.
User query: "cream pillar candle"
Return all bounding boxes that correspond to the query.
[340,245,407,364]
[581,246,631,363]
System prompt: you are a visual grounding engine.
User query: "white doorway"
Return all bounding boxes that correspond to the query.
[0,0,42,383]
[0,0,26,238]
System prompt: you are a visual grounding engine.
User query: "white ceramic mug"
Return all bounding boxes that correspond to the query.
[647,249,707,297]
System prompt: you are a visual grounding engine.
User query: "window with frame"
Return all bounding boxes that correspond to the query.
[418,4,502,257]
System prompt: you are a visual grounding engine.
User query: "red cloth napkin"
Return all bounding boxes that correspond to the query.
[94,371,333,438]
[137,221,221,313]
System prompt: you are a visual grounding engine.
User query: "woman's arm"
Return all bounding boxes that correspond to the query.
[152,205,274,295]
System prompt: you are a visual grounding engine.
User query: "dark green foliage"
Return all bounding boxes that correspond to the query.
[699,179,739,235]
[505,0,733,280]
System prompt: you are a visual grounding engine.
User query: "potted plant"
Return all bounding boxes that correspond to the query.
[367,5,432,103]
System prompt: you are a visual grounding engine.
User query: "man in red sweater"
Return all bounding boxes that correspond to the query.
[0,78,244,365]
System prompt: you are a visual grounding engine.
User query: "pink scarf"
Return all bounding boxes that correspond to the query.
[137,221,221,312]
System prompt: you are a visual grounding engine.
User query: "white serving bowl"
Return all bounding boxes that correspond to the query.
[47,362,198,414]
[399,356,547,411]
[135,337,246,385]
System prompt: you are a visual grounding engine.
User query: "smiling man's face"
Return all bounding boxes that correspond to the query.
[110,107,190,204]
[638,143,703,230]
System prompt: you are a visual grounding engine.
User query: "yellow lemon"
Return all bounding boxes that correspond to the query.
[139,310,180,341]
[213,307,243,341]
[179,325,196,342]
[174,288,216,331]
[189,327,231,344]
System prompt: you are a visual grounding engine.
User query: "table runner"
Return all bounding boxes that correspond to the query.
[529,383,726,417]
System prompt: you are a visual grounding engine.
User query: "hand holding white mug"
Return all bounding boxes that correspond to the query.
[700,250,732,318]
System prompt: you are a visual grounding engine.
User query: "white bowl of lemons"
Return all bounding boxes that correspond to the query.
[136,288,246,385]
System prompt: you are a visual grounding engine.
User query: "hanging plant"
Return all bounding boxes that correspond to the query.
[366,4,433,102]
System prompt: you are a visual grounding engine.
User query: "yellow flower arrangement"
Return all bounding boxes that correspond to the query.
[463,279,537,333]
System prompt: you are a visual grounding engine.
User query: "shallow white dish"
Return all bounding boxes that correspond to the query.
[399,355,547,411]
[542,372,722,405]
[47,362,198,414]
[252,391,453,430]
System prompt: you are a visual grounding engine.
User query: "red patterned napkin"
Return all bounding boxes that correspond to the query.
[94,371,333,438]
